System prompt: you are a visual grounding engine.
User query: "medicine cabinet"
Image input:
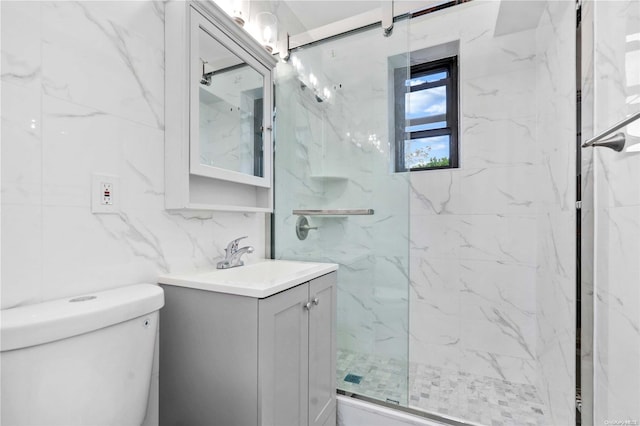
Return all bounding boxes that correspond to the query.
[165,1,277,212]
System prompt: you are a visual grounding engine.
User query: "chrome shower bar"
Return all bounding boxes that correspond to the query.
[292,209,374,216]
[582,111,640,151]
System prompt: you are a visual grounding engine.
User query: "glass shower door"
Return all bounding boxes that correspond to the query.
[272,21,411,406]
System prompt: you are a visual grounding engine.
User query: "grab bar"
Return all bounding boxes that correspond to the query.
[292,209,374,216]
[582,111,640,151]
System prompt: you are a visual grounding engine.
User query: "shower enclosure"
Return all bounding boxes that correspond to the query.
[272,16,413,406]
[273,1,577,424]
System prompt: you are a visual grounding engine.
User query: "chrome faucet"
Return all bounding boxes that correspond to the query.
[217,236,254,269]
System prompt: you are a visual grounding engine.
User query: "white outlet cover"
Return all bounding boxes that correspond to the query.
[91,173,120,214]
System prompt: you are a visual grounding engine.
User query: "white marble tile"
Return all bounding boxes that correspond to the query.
[535,118,575,211]
[462,68,537,120]
[536,6,576,122]
[536,332,575,426]
[458,260,536,322]
[459,16,537,79]
[40,205,166,301]
[593,206,640,423]
[461,349,538,386]
[460,312,536,361]
[1,82,42,205]
[1,1,41,89]
[456,214,538,266]
[535,210,575,339]
[409,171,460,216]
[534,3,577,424]
[594,149,640,209]
[409,257,462,300]
[41,1,164,129]
[406,2,462,54]
[410,297,461,347]
[39,204,266,302]
[409,214,463,260]
[41,95,165,208]
[409,338,463,374]
[162,210,266,271]
[456,166,538,215]
[460,115,538,170]
[1,204,43,309]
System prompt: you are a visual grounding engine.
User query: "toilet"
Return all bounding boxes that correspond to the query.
[0,284,164,426]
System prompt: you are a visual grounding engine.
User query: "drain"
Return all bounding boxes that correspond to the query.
[343,373,363,384]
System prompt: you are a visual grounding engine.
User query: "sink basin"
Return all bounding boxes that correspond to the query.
[158,259,338,298]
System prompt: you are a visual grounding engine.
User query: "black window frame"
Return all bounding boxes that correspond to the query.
[394,55,459,172]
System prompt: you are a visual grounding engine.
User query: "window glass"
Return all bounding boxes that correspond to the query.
[394,55,458,172]
[404,136,450,169]
[406,70,448,86]
[406,121,447,132]
[405,86,447,121]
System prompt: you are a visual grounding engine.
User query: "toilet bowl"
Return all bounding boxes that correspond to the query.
[1,284,164,426]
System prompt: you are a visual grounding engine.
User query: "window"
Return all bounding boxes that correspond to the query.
[394,56,458,172]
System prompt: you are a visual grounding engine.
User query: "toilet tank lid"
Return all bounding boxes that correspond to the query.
[1,284,164,352]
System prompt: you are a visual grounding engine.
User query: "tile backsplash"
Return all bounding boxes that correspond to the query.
[1,0,266,309]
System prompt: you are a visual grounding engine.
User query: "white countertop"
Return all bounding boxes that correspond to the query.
[158,259,338,298]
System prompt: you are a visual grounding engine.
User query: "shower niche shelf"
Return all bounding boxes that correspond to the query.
[164,1,277,213]
[309,175,349,181]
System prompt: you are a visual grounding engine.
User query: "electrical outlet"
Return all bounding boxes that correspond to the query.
[102,182,113,205]
[92,174,119,214]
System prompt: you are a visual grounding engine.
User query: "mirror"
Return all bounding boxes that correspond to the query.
[198,29,264,178]
[189,9,273,188]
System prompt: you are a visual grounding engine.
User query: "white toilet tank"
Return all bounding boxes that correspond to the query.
[1,284,164,426]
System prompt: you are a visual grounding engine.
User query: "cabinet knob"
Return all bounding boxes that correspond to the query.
[304,301,312,310]
[312,297,319,306]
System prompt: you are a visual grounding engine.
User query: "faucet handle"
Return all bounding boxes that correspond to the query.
[226,236,248,253]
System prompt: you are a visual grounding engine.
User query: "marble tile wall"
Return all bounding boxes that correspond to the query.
[406,2,540,387]
[1,2,267,424]
[534,3,577,425]
[584,0,640,424]
[405,2,576,423]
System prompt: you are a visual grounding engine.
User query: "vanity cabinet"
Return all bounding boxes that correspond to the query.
[159,272,337,426]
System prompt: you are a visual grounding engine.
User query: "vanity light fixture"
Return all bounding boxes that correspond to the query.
[231,0,250,26]
[255,12,278,53]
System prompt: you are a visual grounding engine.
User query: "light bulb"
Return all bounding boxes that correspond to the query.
[263,26,272,43]
[255,12,277,53]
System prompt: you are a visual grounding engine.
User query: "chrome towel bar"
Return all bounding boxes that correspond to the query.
[582,111,640,151]
[292,209,374,216]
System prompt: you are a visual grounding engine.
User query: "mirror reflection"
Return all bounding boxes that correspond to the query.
[198,27,264,178]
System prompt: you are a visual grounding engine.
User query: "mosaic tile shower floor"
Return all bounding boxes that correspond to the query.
[337,349,547,426]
